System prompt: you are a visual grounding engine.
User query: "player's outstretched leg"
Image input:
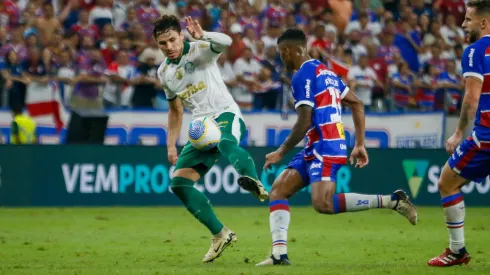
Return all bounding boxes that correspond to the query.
[217,129,268,201]
[321,189,418,225]
[170,169,237,263]
[428,163,471,267]
[256,169,305,266]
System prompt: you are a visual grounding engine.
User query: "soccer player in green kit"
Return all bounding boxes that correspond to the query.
[154,15,268,262]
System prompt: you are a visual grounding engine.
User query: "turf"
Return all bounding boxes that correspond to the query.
[0,207,489,275]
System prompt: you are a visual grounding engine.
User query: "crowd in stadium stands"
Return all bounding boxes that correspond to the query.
[0,0,467,114]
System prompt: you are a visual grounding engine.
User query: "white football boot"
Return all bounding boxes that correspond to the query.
[202,228,237,263]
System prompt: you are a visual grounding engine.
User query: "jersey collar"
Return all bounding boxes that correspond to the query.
[166,42,190,64]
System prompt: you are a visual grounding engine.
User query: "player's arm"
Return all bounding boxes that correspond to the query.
[342,91,365,147]
[186,16,232,53]
[276,73,315,156]
[456,77,481,135]
[167,95,183,164]
[456,45,484,136]
[276,105,313,156]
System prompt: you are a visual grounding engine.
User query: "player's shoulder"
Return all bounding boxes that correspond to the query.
[464,37,490,56]
[157,61,169,80]
[294,59,331,80]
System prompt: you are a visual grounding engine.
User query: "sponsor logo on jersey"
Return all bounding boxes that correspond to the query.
[180,81,207,99]
[310,162,322,170]
[468,48,475,68]
[185,62,196,73]
[305,79,311,98]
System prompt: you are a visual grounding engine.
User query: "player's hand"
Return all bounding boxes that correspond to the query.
[185,16,204,40]
[446,132,463,155]
[168,146,179,165]
[264,150,284,171]
[349,145,369,168]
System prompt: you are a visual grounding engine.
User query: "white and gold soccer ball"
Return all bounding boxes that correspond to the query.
[188,117,221,150]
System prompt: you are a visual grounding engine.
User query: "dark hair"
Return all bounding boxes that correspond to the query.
[11,104,22,114]
[277,28,307,45]
[153,15,181,39]
[467,0,490,15]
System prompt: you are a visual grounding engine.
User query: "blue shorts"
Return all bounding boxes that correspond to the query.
[448,134,490,183]
[286,152,344,185]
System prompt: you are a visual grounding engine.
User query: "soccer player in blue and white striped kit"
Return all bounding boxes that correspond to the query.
[255,28,418,266]
[429,0,490,267]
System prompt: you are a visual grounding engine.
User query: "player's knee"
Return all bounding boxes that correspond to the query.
[170,175,196,190]
[437,180,454,195]
[217,135,238,153]
[269,184,286,201]
[312,200,335,215]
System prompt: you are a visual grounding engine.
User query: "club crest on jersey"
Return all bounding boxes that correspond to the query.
[175,67,184,80]
[185,62,195,74]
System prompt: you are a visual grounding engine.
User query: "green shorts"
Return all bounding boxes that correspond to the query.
[174,112,246,178]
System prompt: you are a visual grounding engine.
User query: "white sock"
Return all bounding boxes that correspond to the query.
[333,193,397,213]
[442,193,466,254]
[269,200,290,258]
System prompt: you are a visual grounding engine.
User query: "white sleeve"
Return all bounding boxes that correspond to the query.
[201,31,232,53]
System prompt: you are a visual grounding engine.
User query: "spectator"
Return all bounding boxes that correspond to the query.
[378,29,401,65]
[254,66,281,111]
[10,104,37,144]
[347,54,381,111]
[136,0,160,40]
[440,14,465,47]
[2,0,20,29]
[233,47,261,110]
[35,3,61,46]
[217,52,238,94]
[131,53,159,108]
[416,63,440,111]
[71,9,99,41]
[71,47,107,109]
[346,30,367,62]
[104,51,135,108]
[439,60,464,114]
[344,11,382,40]
[1,50,28,108]
[391,61,415,112]
[238,4,261,36]
[296,3,312,29]
[261,22,282,49]
[113,0,131,29]
[56,51,76,106]
[118,7,138,32]
[454,44,463,75]
[228,23,246,63]
[89,0,114,31]
[435,0,466,26]
[307,24,334,54]
[0,28,28,62]
[157,0,177,17]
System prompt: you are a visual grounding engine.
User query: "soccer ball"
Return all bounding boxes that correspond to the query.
[188,117,221,150]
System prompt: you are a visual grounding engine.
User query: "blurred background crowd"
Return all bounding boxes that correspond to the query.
[0,0,467,114]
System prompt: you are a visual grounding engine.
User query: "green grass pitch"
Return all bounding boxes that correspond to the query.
[0,207,489,274]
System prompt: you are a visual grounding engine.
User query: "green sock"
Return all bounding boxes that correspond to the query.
[218,135,258,180]
[170,177,224,235]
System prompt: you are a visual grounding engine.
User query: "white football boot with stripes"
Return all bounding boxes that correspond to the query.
[202,228,237,263]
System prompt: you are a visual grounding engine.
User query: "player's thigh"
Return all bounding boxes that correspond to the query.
[445,136,490,195]
[215,112,245,143]
[310,160,344,213]
[270,153,308,200]
[173,142,220,181]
